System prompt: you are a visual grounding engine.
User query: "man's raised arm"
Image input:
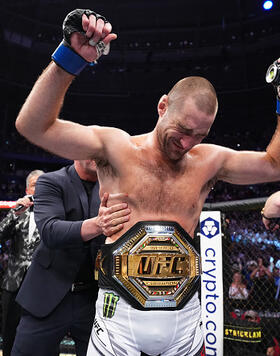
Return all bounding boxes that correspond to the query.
[215,59,280,185]
[15,9,117,160]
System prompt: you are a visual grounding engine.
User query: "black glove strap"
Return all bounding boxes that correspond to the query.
[265,59,280,114]
[63,9,108,46]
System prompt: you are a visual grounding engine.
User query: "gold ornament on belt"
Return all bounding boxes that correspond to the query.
[98,222,201,310]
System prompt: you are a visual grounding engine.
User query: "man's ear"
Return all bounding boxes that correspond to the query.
[157,94,168,117]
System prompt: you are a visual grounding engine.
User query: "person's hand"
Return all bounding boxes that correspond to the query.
[262,216,271,230]
[262,216,280,231]
[14,195,34,215]
[96,192,130,237]
[70,13,117,62]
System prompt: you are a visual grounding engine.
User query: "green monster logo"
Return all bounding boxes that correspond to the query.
[103,292,120,318]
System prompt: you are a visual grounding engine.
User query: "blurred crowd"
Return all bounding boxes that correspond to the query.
[225,210,280,356]
[227,210,280,309]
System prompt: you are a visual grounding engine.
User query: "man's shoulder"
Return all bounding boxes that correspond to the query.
[188,143,234,171]
[194,143,224,150]
[192,143,233,155]
[37,165,73,183]
[92,125,131,143]
[91,125,128,135]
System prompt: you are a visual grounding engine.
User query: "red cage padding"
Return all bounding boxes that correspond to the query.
[0,201,16,209]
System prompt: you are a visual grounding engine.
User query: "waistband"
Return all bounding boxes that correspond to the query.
[97,221,201,310]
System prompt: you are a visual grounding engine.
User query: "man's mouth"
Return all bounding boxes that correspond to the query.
[171,138,184,150]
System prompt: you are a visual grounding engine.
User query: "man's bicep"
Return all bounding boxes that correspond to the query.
[217,149,280,184]
[36,120,104,160]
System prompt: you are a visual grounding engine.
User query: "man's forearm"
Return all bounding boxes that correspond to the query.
[250,269,258,279]
[265,117,280,167]
[81,217,102,242]
[15,62,74,144]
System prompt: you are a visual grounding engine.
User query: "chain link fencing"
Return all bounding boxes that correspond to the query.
[212,200,280,356]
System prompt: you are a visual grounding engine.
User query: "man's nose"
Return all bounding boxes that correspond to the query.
[179,136,191,149]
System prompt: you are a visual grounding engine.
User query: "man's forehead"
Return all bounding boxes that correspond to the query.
[176,122,210,136]
[181,95,217,118]
[174,112,212,138]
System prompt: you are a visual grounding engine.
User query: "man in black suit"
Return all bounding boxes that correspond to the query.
[0,169,44,356]
[11,160,130,356]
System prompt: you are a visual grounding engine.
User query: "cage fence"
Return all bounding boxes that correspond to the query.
[204,198,280,356]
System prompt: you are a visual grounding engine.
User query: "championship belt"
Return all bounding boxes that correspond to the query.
[97,221,201,310]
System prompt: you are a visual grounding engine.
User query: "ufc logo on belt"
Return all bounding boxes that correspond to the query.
[128,254,189,277]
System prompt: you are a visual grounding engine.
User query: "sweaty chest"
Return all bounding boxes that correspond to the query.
[121,155,210,215]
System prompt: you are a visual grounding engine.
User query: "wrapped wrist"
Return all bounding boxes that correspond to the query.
[277,98,280,115]
[51,41,96,76]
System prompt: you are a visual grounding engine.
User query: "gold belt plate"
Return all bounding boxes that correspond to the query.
[102,222,201,309]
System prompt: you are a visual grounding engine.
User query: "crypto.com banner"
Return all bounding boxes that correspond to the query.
[200,211,224,356]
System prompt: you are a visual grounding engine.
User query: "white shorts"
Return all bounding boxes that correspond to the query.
[87,289,204,356]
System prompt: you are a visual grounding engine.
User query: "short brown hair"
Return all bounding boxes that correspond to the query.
[168,76,218,115]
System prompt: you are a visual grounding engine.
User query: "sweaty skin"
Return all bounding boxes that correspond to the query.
[95,125,280,243]
[15,13,280,244]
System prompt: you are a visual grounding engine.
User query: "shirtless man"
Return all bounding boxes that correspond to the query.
[14,9,280,356]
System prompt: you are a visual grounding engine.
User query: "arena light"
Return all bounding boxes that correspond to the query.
[263,0,273,10]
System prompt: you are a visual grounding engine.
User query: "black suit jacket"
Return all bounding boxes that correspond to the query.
[16,165,105,317]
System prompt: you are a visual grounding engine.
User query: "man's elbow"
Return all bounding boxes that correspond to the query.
[15,113,43,143]
[15,114,28,137]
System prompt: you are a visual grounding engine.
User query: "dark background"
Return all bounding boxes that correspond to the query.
[1,0,280,200]
[1,4,280,354]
